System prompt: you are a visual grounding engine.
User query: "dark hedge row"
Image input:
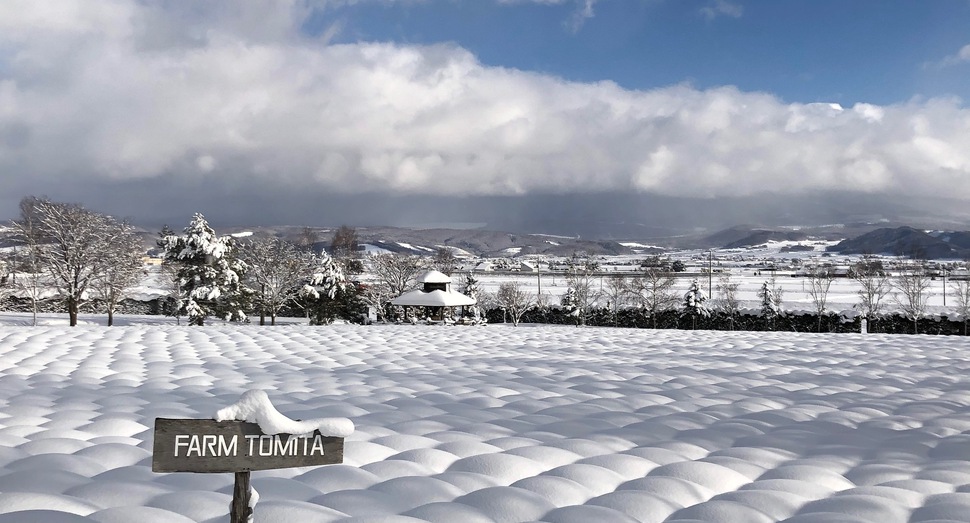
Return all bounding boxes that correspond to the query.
[3,296,967,335]
[484,306,970,335]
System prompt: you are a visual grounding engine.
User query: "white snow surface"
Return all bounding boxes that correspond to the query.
[214,390,354,438]
[1,322,970,523]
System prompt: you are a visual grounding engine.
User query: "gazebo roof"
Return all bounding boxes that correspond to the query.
[391,289,476,307]
[417,270,452,284]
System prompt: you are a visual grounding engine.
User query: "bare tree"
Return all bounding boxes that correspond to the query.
[564,252,599,326]
[296,226,319,253]
[359,282,394,323]
[13,197,113,326]
[433,247,459,276]
[894,263,932,334]
[330,225,359,258]
[950,270,970,335]
[806,264,835,332]
[769,271,785,313]
[630,267,679,328]
[0,258,8,309]
[239,237,316,325]
[158,262,187,325]
[369,253,427,296]
[853,255,891,323]
[714,271,740,330]
[91,221,145,326]
[601,274,630,326]
[495,281,534,326]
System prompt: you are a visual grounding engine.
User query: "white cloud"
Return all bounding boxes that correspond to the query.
[699,0,743,21]
[496,0,599,32]
[929,43,970,69]
[2,0,970,213]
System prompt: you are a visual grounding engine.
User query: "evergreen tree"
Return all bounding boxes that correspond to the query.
[460,272,484,322]
[682,279,709,329]
[158,214,250,326]
[759,281,779,329]
[298,254,350,325]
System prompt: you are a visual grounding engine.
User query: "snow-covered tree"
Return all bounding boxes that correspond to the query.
[240,237,316,325]
[13,197,115,326]
[682,279,709,329]
[299,254,349,325]
[91,221,145,326]
[459,272,484,322]
[370,253,427,296]
[158,214,249,326]
[758,281,780,328]
[359,282,393,323]
[495,281,534,326]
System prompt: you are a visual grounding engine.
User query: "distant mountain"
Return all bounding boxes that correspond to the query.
[827,227,970,259]
[200,225,638,258]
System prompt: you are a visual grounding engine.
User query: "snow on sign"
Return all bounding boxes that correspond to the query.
[152,390,353,473]
[152,390,354,523]
[152,418,344,473]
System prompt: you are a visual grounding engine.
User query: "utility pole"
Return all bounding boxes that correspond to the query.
[708,250,713,298]
[537,259,541,297]
[943,266,947,307]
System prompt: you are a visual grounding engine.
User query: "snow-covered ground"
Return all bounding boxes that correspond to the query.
[1,320,970,522]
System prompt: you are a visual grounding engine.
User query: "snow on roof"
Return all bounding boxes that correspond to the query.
[391,289,476,307]
[417,270,452,284]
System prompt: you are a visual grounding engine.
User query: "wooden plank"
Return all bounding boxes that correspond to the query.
[152,418,344,473]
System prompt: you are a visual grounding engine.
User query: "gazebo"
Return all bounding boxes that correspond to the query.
[391,270,476,322]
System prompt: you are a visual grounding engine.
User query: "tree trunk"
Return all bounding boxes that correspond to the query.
[107,307,114,327]
[69,297,79,327]
[271,312,276,326]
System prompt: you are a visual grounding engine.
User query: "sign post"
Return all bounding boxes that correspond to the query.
[152,418,345,523]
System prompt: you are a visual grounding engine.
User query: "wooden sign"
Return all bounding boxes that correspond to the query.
[152,418,344,473]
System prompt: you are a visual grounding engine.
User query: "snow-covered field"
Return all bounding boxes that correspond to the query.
[2,321,970,522]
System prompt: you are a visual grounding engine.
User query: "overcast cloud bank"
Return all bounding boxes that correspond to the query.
[1,1,968,228]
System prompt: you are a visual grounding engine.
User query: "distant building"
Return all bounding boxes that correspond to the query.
[475,261,494,272]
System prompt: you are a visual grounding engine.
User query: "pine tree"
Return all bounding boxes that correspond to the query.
[460,273,484,322]
[158,214,250,326]
[759,281,779,329]
[299,254,349,325]
[682,279,709,329]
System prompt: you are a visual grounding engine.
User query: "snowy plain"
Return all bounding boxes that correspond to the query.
[1,318,970,523]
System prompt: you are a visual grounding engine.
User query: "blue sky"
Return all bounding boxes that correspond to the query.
[316,0,970,105]
[1,0,969,231]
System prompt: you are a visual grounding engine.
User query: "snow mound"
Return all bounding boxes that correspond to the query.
[214,389,354,437]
